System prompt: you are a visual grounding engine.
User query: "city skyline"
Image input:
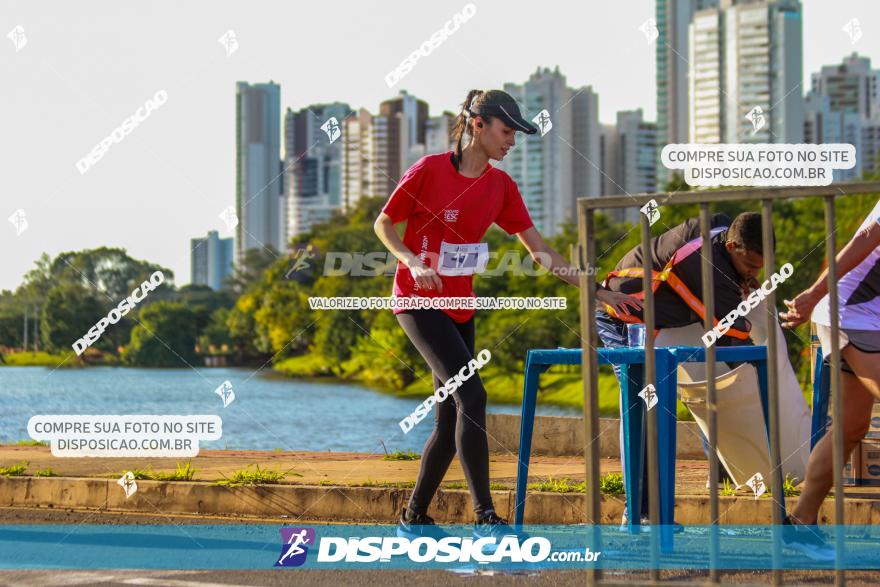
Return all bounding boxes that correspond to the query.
[3,0,879,291]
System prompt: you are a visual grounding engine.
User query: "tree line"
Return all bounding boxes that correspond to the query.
[1,179,877,398]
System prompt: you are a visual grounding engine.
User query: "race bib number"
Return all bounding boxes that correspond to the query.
[438,241,490,276]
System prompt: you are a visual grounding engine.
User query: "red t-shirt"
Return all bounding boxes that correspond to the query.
[381,151,534,323]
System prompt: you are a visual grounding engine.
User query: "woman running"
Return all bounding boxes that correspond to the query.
[780,197,880,561]
[373,89,642,539]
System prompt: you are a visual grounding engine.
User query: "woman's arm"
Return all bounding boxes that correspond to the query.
[373,213,443,292]
[515,226,643,315]
[516,227,581,287]
[781,219,880,328]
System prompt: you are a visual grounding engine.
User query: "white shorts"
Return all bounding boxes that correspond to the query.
[815,323,880,374]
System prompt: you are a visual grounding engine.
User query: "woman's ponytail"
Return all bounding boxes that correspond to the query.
[451,89,484,171]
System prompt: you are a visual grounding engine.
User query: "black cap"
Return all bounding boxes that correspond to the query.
[465,90,539,134]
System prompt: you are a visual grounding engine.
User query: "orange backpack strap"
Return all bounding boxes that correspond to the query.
[663,272,750,340]
[601,227,750,341]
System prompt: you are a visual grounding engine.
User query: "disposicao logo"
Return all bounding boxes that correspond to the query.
[275,527,315,567]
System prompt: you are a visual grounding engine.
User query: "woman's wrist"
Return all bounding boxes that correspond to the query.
[403,254,422,269]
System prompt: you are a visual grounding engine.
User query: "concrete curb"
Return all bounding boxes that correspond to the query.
[3,476,879,525]
[486,414,707,459]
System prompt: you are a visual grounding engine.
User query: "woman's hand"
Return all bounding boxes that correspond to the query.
[408,260,443,292]
[780,289,822,329]
[597,288,643,316]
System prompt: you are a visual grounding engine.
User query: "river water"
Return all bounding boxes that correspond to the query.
[0,367,579,453]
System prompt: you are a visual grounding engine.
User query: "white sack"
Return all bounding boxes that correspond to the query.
[653,296,810,486]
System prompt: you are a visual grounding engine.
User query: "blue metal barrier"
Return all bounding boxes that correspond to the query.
[514,345,773,551]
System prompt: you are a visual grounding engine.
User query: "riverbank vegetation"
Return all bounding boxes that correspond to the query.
[2,178,877,416]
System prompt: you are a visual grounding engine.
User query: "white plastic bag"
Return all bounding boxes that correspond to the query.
[654,296,810,486]
[678,363,772,487]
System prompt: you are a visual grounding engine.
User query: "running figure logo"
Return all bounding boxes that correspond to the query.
[214,380,235,408]
[640,199,660,226]
[218,206,239,232]
[638,18,659,43]
[285,247,315,279]
[745,472,766,500]
[275,527,315,567]
[8,209,28,236]
[7,25,27,52]
[842,18,862,45]
[217,29,239,56]
[321,117,341,144]
[117,471,138,498]
[745,106,766,134]
[532,109,552,136]
[638,384,658,411]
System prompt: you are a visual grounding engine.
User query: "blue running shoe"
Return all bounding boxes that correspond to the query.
[396,507,454,541]
[782,516,835,562]
[473,511,530,554]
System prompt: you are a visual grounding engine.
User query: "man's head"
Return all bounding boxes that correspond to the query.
[725,212,768,283]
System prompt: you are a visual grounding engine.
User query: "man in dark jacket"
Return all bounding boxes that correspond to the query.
[597,211,767,527]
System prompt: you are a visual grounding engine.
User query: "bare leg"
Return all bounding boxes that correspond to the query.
[791,345,880,524]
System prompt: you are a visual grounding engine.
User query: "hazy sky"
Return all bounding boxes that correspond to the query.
[3,0,878,291]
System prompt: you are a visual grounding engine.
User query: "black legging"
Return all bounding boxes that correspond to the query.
[396,309,495,518]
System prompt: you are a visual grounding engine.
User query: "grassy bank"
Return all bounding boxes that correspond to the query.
[274,354,696,420]
[0,351,125,367]
[0,351,77,367]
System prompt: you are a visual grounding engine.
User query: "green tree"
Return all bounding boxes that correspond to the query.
[340,311,425,390]
[226,288,266,357]
[40,283,106,353]
[8,248,173,354]
[478,309,578,374]
[197,307,235,353]
[226,246,280,294]
[311,311,361,373]
[0,291,25,348]
[48,247,171,302]
[122,301,200,367]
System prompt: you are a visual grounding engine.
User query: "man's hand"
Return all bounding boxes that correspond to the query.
[741,276,761,297]
[597,289,643,316]
[780,289,823,329]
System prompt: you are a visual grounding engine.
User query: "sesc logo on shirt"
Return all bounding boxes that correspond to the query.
[444,209,459,222]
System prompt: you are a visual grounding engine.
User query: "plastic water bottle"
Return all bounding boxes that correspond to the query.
[627,323,646,348]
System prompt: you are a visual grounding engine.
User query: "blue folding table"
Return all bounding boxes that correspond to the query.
[810,344,838,449]
[514,345,774,550]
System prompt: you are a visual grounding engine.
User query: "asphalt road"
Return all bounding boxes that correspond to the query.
[0,507,876,586]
